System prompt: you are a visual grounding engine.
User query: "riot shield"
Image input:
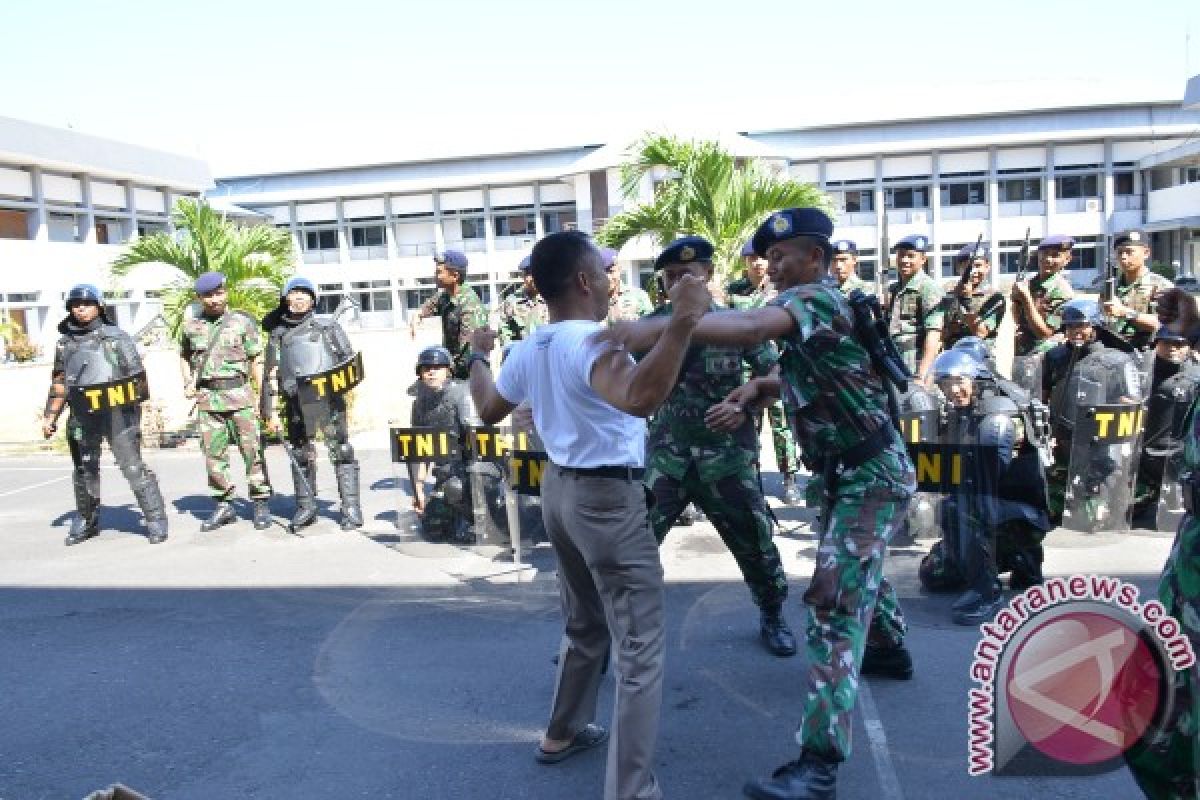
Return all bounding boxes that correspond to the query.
[1010,353,1043,401]
[389,424,472,542]
[899,386,942,541]
[295,352,364,431]
[1062,401,1142,533]
[1141,368,1200,530]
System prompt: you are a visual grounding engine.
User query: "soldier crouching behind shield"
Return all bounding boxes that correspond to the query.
[261,277,363,530]
[917,350,1053,625]
[42,284,168,545]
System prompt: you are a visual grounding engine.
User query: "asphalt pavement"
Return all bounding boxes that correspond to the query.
[0,437,1177,800]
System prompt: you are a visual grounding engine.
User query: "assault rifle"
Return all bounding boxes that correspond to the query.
[876,212,891,302]
[1013,227,1033,284]
[950,233,985,311]
[973,229,1028,327]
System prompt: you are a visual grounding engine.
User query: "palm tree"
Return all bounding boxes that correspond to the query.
[110,198,296,338]
[596,134,831,287]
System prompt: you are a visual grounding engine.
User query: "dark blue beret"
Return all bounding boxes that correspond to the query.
[1155,325,1189,344]
[655,236,714,270]
[435,249,469,272]
[1113,230,1149,248]
[599,247,619,269]
[518,255,532,272]
[831,239,858,255]
[1038,234,1075,252]
[751,208,834,257]
[956,241,989,262]
[740,240,756,257]
[892,234,930,253]
[194,272,226,294]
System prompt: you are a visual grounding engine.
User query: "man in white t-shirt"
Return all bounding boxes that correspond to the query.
[467,231,708,800]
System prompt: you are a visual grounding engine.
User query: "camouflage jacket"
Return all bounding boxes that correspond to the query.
[1013,270,1074,356]
[497,289,548,346]
[1114,269,1173,349]
[837,275,874,299]
[887,270,945,370]
[419,285,488,366]
[181,310,263,412]
[726,277,775,310]
[940,281,1005,348]
[772,285,916,496]
[607,286,654,323]
[645,303,778,482]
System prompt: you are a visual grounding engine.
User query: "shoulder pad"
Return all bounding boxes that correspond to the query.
[979,391,1018,416]
[97,324,128,340]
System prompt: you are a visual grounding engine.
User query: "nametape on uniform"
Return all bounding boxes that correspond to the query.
[297,352,364,405]
[1077,403,1144,444]
[904,442,1001,493]
[389,426,461,463]
[69,371,149,413]
[898,410,940,444]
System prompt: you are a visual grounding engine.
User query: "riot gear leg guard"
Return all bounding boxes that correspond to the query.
[950,522,1004,626]
[291,447,319,528]
[131,474,168,544]
[335,462,363,530]
[66,466,100,546]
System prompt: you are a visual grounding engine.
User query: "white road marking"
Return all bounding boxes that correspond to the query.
[858,681,905,800]
[0,476,68,497]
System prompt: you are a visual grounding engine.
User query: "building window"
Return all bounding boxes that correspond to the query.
[304,229,338,250]
[1114,172,1136,196]
[461,217,487,240]
[138,221,168,237]
[1185,167,1200,184]
[838,190,874,213]
[0,208,30,240]
[1055,174,1100,199]
[494,212,536,237]
[1000,178,1042,202]
[939,182,986,206]
[350,225,385,247]
[351,279,393,312]
[884,187,929,209]
[542,207,577,233]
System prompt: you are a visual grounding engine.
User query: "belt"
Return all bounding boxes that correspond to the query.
[198,376,246,390]
[558,465,645,481]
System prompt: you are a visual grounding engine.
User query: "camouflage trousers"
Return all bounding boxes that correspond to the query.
[754,401,799,476]
[198,407,271,501]
[1126,513,1200,799]
[647,464,787,611]
[800,486,908,761]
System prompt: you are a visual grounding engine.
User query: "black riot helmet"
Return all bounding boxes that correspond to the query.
[1060,298,1105,329]
[415,346,454,374]
[65,283,103,310]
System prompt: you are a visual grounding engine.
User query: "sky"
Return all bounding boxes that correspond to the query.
[3,0,1198,177]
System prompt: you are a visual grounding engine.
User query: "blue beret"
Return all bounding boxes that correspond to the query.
[655,236,714,270]
[956,242,989,262]
[194,272,226,294]
[1113,230,1149,248]
[283,276,316,297]
[435,249,468,272]
[892,234,930,253]
[831,239,858,255]
[1038,234,1075,252]
[518,255,532,272]
[65,283,103,309]
[1154,325,1189,344]
[599,247,619,269]
[740,240,756,257]
[751,208,834,257]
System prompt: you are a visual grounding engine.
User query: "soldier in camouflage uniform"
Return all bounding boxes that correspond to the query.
[828,239,873,297]
[410,249,488,379]
[602,246,654,323]
[605,208,915,799]
[180,272,273,531]
[1011,234,1076,357]
[942,242,1005,354]
[886,233,945,382]
[644,236,796,657]
[497,255,548,347]
[728,239,801,504]
[1104,228,1173,351]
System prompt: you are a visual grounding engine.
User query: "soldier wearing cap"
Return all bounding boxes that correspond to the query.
[886,233,945,382]
[642,235,796,656]
[42,284,169,545]
[727,239,801,504]
[603,247,654,323]
[942,241,1005,351]
[829,239,873,297]
[602,207,916,799]
[1011,233,1076,357]
[180,271,273,531]
[497,255,548,346]
[1106,229,1173,350]
[410,250,488,379]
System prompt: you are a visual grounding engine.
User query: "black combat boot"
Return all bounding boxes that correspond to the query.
[743,750,838,800]
[760,606,798,657]
[860,644,914,680]
[951,521,1004,626]
[65,470,100,546]
[780,473,802,506]
[290,460,319,529]
[1008,547,1044,590]
[131,476,169,544]
[951,587,1005,626]
[252,499,272,531]
[335,462,364,531]
[201,501,237,532]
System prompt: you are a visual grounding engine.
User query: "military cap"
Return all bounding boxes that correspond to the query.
[831,239,858,255]
[892,234,930,253]
[956,241,989,263]
[1154,325,1189,345]
[654,236,714,270]
[194,272,226,295]
[65,283,103,310]
[282,276,317,298]
[1037,234,1074,252]
[599,247,619,269]
[751,208,834,257]
[740,240,757,257]
[1113,229,1149,248]
[434,249,469,273]
[518,255,532,272]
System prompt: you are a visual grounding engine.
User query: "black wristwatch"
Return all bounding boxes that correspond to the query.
[466,352,491,371]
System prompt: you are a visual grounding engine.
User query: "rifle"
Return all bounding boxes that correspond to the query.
[973,229,1027,331]
[952,233,985,309]
[1014,227,1033,284]
[877,212,891,302]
